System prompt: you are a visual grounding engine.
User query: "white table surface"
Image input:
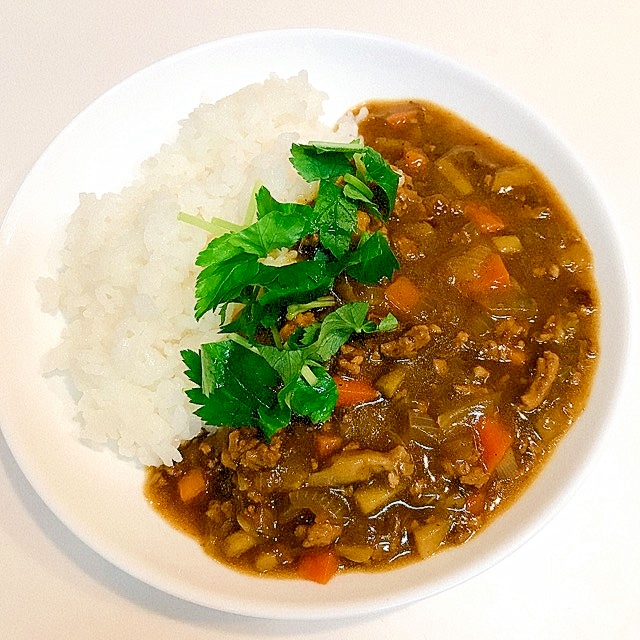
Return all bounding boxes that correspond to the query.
[2,2,639,638]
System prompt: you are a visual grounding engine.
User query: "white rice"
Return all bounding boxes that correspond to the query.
[40,72,359,466]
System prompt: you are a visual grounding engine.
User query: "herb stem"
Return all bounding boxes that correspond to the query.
[286,295,337,321]
[178,211,245,235]
[300,364,318,387]
[271,326,283,349]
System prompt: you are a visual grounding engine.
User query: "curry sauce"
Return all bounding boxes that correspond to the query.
[145,100,599,582]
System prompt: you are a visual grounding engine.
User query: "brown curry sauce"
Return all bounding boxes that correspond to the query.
[145,100,599,581]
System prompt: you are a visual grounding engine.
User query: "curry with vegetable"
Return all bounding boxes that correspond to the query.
[145,99,599,583]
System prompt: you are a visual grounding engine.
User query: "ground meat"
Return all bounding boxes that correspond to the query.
[381,325,431,359]
[222,428,282,471]
[394,181,428,220]
[460,467,490,488]
[337,344,366,376]
[299,520,343,548]
[495,317,528,339]
[520,350,560,410]
[279,311,317,342]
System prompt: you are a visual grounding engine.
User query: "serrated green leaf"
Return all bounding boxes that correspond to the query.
[344,231,399,285]
[289,143,354,182]
[356,148,400,220]
[313,180,358,258]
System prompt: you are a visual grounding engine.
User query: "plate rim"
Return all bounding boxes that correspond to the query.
[0,28,631,620]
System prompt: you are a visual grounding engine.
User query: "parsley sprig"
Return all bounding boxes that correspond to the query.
[181,140,401,439]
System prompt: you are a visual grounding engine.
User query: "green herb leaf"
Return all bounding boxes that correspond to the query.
[344,231,400,285]
[187,140,402,439]
[343,173,375,201]
[304,140,366,153]
[289,142,357,182]
[286,367,338,423]
[254,185,314,222]
[181,342,280,428]
[194,251,261,320]
[313,180,358,258]
[256,257,339,308]
[232,209,313,257]
[257,403,292,440]
[371,312,399,332]
[356,148,400,220]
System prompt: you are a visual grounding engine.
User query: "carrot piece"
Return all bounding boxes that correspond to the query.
[178,468,206,502]
[464,202,506,233]
[404,147,429,167]
[476,415,513,474]
[315,433,343,458]
[402,147,429,178]
[463,252,510,295]
[385,109,419,127]
[297,550,339,584]
[466,488,487,516]
[333,376,380,407]
[385,275,423,313]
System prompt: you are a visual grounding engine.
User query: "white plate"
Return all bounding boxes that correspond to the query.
[0,29,630,619]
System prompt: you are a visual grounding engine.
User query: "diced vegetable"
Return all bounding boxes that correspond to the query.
[465,489,487,516]
[464,202,506,233]
[412,520,449,558]
[354,482,402,515]
[177,468,206,502]
[435,153,474,195]
[474,252,510,292]
[451,245,511,297]
[385,109,419,126]
[405,409,439,446]
[333,376,380,407]
[255,552,279,573]
[476,414,513,474]
[223,530,258,558]
[297,550,339,584]
[405,221,435,239]
[479,283,537,318]
[495,446,519,480]
[285,487,350,524]
[385,275,422,313]
[307,446,413,487]
[314,433,343,458]
[437,394,497,433]
[492,235,523,254]
[491,165,534,192]
[375,366,406,398]
[334,544,373,563]
[536,403,573,444]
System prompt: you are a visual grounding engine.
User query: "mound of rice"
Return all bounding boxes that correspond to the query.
[40,72,359,466]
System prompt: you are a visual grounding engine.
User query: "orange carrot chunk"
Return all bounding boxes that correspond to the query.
[178,468,206,502]
[463,252,510,296]
[464,202,506,233]
[315,433,343,458]
[385,275,423,313]
[385,109,420,127]
[297,550,339,584]
[333,376,380,407]
[466,488,487,516]
[476,414,513,474]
